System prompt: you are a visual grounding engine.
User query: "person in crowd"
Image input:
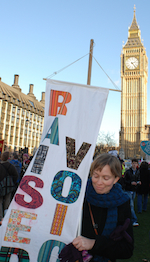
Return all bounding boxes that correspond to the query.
[118,159,126,190]
[0,151,18,222]
[61,154,134,262]
[121,160,126,177]
[124,158,141,226]
[23,153,29,164]
[18,152,23,163]
[9,152,22,196]
[21,153,30,178]
[136,161,150,213]
[8,152,13,161]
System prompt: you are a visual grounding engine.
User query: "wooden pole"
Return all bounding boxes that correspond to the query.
[87,39,94,85]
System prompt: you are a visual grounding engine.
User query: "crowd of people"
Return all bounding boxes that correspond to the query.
[0,150,150,261]
[119,158,150,227]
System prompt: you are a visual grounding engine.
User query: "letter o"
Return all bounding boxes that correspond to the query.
[38,240,65,262]
[51,171,81,203]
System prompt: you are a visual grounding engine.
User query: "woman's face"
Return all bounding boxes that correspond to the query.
[92,165,119,194]
[23,155,27,160]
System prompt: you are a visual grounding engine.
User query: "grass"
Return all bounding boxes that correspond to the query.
[117,195,150,262]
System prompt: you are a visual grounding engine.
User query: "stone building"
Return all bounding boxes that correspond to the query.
[119,7,149,159]
[0,74,45,154]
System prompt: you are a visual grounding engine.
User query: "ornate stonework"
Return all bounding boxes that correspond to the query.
[0,75,45,154]
[119,7,149,159]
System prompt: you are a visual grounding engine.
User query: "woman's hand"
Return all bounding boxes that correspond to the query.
[72,236,95,251]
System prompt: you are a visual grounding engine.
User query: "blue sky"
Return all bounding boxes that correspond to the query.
[1,0,150,145]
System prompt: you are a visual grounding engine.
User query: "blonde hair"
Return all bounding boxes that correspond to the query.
[90,153,121,178]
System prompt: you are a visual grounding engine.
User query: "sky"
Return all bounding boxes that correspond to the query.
[0,0,150,146]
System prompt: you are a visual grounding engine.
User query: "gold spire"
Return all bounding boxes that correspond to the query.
[123,5,142,48]
[129,5,139,31]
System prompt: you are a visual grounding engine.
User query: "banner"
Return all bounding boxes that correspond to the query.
[140,141,150,155]
[0,140,4,153]
[0,79,109,261]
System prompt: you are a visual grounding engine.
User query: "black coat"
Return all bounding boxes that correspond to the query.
[0,161,18,184]
[136,168,150,195]
[124,167,140,192]
[82,199,134,262]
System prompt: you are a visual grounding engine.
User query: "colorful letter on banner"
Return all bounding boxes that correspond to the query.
[0,79,109,261]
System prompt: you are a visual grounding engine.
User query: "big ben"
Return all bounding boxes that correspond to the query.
[120,6,148,159]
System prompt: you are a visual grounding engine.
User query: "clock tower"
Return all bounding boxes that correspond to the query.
[120,6,148,159]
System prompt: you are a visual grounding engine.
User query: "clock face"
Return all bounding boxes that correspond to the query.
[125,57,139,69]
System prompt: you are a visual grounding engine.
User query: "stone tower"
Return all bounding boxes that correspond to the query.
[119,6,148,159]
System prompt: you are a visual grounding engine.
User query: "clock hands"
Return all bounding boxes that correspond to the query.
[125,57,138,69]
[131,62,136,69]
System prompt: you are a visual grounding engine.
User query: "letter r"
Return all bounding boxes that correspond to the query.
[49,90,72,116]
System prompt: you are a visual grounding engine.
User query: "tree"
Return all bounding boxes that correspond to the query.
[93,132,118,159]
[96,132,117,147]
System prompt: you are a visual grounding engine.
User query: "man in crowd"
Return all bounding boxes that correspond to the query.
[9,152,22,196]
[124,158,141,227]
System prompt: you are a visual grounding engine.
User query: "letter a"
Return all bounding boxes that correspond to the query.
[43,117,59,145]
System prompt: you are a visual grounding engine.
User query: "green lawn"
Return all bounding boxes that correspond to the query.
[117,195,150,262]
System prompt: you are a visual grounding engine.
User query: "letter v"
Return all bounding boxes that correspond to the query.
[66,137,91,170]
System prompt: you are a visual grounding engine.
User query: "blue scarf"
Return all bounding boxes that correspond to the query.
[86,179,129,262]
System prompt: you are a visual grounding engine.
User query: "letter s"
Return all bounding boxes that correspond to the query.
[15,175,44,209]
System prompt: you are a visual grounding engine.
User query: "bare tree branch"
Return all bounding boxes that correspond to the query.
[96,132,116,147]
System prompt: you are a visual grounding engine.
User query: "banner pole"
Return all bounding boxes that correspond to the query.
[87,39,94,85]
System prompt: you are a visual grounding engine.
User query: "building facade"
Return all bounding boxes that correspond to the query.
[0,74,45,154]
[119,8,149,159]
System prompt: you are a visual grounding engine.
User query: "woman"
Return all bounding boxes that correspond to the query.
[21,153,30,178]
[0,151,18,221]
[72,153,134,262]
[137,161,150,213]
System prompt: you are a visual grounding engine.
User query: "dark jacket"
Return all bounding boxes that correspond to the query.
[124,167,140,192]
[136,167,150,195]
[82,199,134,262]
[9,159,22,183]
[0,161,18,184]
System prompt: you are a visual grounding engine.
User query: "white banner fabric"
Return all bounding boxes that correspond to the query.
[0,79,109,261]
